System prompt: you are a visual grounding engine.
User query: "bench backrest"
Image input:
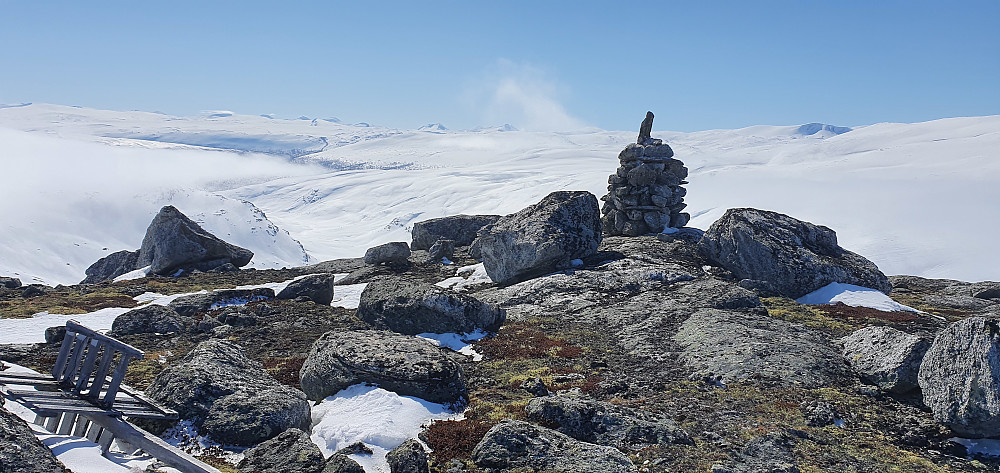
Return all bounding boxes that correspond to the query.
[52,320,144,409]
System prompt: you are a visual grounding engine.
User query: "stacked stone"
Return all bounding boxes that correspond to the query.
[601,111,690,236]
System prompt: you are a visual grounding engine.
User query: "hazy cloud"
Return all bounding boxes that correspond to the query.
[465,60,586,132]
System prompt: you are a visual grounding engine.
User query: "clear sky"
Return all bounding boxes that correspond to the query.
[1,1,997,131]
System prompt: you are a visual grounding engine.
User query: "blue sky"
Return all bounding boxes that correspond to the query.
[1,1,997,131]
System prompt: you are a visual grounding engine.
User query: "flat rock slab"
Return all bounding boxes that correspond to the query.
[299,330,467,405]
[472,420,638,473]
[168,287,275,317]
[357,278,504,335]
[526,394,691,450]
[674,308,849,388]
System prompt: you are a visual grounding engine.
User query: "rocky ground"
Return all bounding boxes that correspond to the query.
[2,230,1000,472]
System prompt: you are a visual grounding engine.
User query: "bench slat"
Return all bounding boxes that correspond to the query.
[65,320,143,358]
[74,339,102,394]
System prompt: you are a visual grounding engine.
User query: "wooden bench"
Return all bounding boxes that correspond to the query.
[0,319,221,473]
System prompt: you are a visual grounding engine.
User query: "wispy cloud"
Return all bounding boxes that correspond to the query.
[465,59,586,132]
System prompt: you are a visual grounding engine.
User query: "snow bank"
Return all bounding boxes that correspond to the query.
[310,384,461,473]
[416,330,489,361]
[797,282,918,312]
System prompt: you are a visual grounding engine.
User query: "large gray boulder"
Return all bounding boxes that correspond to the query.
[363,242,411,265]
[918,317,1000,437]
[147,339,310,446]
[356,278,504,335]
[471,420,638,473]
[110,304,190,336]
[0,276,21,289]
[411,214,501,250]
[277,273,335,305]
[698,208,891,299]
[1,405,69,473]
[81,249,139,284]
[237,428,325,473]
[137,205,254,276]
[299,330,467,404]
[477,191,602,285]
[525,394,691,450]
[840,326,929,393]
[674,308,849,388]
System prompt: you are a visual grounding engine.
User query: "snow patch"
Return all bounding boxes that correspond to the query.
[796,282,918,313]
[112,265,150,282]
[310,384,461,473]
[416,330,489,361]
[436,263,492,292]
[0,307,131,344]
[331,283,368,309]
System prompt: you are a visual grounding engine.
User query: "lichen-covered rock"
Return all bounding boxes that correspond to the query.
[111,304,190,336]
[471,420,638,473]
[525,393,691,449]
[477,191,602,285]
[674,308,848,388]
[698,208,891,299]
[237,428,325,473]
[386,439,429,473]
[137,205,253,275]
[80,250,139,284]
[840,326,929,393]
[363,242,411,265]
[918,317,1000,437]
[299,330,467,404]
[356,278,504,335]
[323,455,365,473]
[426,239,455,263]
[411,214,500,250]
[167,288,274,317]
[1,405,69,473]
[147,339,310,446]
[277,273,335,305]
[0,276,23,289]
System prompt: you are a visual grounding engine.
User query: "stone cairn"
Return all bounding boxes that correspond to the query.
[600,111,690,236]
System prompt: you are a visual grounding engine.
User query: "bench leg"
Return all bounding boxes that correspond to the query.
[97,427,116,453]
[57,413,78,435]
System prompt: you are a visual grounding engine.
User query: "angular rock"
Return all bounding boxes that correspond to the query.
[840,326,929,393]
[21,285,51,298]
[44,326,66,344]
[81,250,140,284]
[299,330,467,404]
[698,208,891,299]
[411,215,501,250]
[1,405,69,473]
[525,394,691,449]
[426,239,455,263]
[0,276,22,289]
[674,308,848,388]
[323,455,365,473]
[277,273,335,305]
[111,304,190,336]
[168,288,274,317]
[471,420,638,473]
[477,191,602,285]
[363,242,411,265]
[918,317,1000,437]
[356,278,504,335]
[147,339,310,446]
[137,205,254,275]
[237,428,325,473]
[386,439,429,473]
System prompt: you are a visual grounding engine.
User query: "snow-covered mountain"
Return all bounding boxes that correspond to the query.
[1,103,997,285]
